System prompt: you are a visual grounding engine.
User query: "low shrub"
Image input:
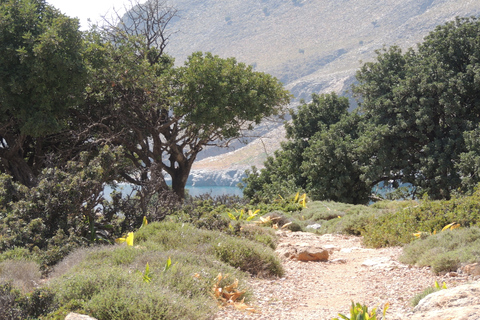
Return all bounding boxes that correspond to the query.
[237,224,278,249]
[411,286,438,307]
[214,236,283,277]
[134,221,283,277]
[0,260,41,293]
[400,227,480,274]
[0,282,57,320]
[45,232,253,319]
[0,282,24,320]
[363,191,480,248]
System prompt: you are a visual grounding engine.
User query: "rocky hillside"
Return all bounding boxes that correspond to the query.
[166,0,480,100]
[160,0,480,184]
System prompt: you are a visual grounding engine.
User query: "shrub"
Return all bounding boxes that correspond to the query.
[411,281,447,307]
[236,224,278,249]
[134,221,283,277]
[0,282,57,320]
[214,236,283,277]
[411,286,438,307]
[363,191,480,248]
[400,227,480,274]
[0,282,24,320]
[45,235,253,319]
[0,260,41,293]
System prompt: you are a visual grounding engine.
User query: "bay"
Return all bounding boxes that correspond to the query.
[104,184,243,199]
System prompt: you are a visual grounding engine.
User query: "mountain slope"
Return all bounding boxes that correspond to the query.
[159,0,480,173]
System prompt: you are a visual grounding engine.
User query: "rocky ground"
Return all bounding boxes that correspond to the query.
[214,231,479,320]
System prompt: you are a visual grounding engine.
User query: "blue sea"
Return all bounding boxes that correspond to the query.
[104,184,243,199]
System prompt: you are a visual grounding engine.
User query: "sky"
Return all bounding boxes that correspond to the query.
[47,0,131,30]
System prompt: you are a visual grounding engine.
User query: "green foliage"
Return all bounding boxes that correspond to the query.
[332,301,389,320]
[41,223,266,319]
[354,17,480,200]
[243,93,370,204]
[0,282,57,320]
[214,236,284,277]
[134,221,283,278]
[83,25,290,199]
[363,189,480,248]
[457,127,480,193]
[411,281,447,307]
[411,286,438,307]
[400,227,480,274]
[0,0,86,136]
[236,224,278,249]
[246,17,480,203]
[0,0,87,187]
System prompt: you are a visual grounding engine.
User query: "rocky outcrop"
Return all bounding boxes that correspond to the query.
[410,282,480,320]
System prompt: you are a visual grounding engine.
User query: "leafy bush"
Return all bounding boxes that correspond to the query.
[214,236,283,277]
[400,227,480,274]
[362,191,480,248]
[236,224,278,249]
[0,282,24,320]
[0,282,57,320]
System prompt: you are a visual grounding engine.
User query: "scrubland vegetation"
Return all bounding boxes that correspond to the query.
[1,0,480,319]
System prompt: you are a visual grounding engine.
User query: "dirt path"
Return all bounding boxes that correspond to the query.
[214,231,471,320]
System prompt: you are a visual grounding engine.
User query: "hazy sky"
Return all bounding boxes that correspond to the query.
[47,0,131,30]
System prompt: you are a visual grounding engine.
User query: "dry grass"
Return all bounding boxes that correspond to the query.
[0,260,41,293]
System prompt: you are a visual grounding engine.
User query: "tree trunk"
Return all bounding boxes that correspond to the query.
[171,168,189,199]
[1,155,37,187]
[169,158,195,199]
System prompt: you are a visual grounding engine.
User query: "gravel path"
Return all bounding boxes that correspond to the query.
[214,231,473,320]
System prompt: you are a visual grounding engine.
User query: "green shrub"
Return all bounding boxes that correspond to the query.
[134,221,283,277]
[0,282,24,320]
[363,191,480,248]
[46,234,252,320]
[237,224,278,249]
[400,227,480,274]
[411,281,447,307]
[214,236,283,277]
[0,282,57,320]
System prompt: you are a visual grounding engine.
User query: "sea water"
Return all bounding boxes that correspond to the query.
[104,184,243,199]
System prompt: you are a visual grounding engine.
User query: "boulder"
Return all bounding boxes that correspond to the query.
[410,282,480,320]
[296,246,329,261]
[65,313,98,320]
[461,263,480,276]
[276,243,329,262]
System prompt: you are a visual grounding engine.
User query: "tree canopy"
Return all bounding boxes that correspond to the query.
[0,0,86,186]
[354,16,480,199]
[244,17,480,203]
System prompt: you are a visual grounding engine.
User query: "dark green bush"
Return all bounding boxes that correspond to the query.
[0,282,24,320]
[0,282,57,320]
